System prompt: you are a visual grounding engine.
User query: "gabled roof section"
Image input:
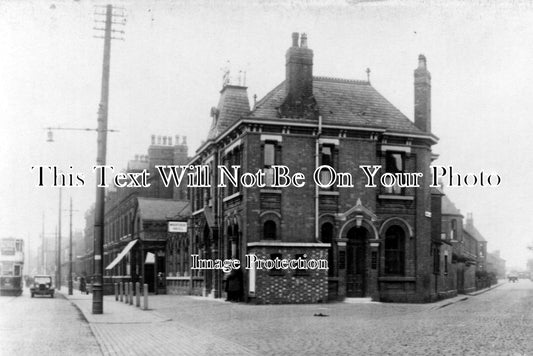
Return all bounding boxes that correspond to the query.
[441,195,463,216]
[138,198,190,221]
[207,85,250,140]
[464,224,486,242]
[250,77,423,134]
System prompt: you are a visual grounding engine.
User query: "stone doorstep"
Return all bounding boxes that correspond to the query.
[343,297,377,304]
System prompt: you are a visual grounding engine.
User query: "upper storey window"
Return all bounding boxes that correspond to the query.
[319,145,336,191]
[384,152,404,195]
[263,141,280,186]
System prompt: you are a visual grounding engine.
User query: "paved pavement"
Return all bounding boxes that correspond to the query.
[60,291,256,355]
[53,279,533,356]
[0,288,100,355]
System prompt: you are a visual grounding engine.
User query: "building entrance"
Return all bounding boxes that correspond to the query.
[346,227,368,297]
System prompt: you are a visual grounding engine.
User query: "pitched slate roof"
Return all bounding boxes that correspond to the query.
[137,198,190,221]
[441,195,463,216]
[250,77,423,134]
[207,85,250,140]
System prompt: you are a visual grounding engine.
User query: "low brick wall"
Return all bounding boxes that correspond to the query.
[166,277,204,296]
[247,245,329,304]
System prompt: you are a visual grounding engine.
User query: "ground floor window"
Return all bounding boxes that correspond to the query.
[384,225,405,275]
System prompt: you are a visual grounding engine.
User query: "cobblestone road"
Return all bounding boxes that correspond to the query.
[1,281,531,355]
[150,281,533,355]
[0,289,100,355]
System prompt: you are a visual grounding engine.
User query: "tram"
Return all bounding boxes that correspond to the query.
[0,238,24,296]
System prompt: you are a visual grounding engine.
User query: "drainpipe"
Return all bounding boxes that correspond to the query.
[315,115,322,241]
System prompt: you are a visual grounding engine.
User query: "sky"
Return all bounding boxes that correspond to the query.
[1,0,532,271]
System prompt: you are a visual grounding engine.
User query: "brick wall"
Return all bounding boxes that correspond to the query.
[247,245,328,304]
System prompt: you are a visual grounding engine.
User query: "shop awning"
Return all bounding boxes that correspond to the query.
[105,240,138,271]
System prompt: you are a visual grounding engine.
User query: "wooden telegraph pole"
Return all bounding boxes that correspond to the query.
[57,187,62,290]
[92,4,125,314]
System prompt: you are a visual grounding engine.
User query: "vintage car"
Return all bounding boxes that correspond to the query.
[30,275,55,298]
[508,273,519,283]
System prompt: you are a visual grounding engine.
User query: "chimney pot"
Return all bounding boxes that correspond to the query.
[175,135,179,145]
[418,54,427,69]
[162,136,167,145]
[151,135,155,145]
[300,33,308,48]
[135,154,139,161]
[157,136,162,145]
[168,136,173,146]
[291,32,299,47]
[182,136,187,145]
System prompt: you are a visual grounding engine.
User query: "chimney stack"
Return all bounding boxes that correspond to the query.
[281,32,315,118]
[286,32,313,101]
[414,54,431,133]
[466,212,473,228]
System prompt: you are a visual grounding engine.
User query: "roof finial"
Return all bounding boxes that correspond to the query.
[366,68,371,84]
[221,60,231,88]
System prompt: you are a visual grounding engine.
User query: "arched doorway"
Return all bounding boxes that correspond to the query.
[346,226,368,297]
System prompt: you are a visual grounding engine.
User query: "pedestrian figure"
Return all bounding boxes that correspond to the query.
[226,268,243,302]
[156,272,164,295]
[79,276,86,294]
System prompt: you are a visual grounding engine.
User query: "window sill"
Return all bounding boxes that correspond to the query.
[260,189,281,194]
[378,195,414,201]
[378,276,415,282]
[319,191,339,196]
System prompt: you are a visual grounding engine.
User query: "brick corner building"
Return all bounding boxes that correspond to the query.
[187,32,453,303]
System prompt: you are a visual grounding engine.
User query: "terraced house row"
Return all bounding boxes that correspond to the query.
[78,33,501,303]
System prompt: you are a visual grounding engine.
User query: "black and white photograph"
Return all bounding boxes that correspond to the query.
[0,0,532,355]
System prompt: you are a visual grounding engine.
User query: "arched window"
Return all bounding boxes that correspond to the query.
[384,226,405,275]
[263,220,277,240]
[321,222,335,276]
